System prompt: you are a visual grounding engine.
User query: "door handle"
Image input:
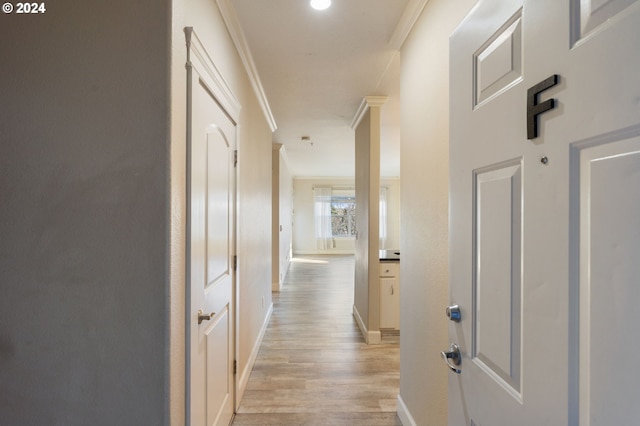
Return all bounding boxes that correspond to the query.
[197,309,216,324]
[441,343,462,374]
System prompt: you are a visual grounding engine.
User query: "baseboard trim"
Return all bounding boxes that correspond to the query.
[368,330,381,345]
[235,302,273,409]
[397,394,417,426]
[272,259,290,292]
[294,250,355,255]
[352,305,381,345]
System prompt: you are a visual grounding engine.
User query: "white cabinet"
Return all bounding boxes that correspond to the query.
[379,262,400,330]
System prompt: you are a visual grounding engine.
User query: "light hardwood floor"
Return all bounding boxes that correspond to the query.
[231,255,401,426]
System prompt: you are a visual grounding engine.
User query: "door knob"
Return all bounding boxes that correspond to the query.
[446,304,461,321]
[441,343,462,374]
[197,309,215,324]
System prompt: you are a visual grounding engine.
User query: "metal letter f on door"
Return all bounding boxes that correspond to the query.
[527,74,559,139]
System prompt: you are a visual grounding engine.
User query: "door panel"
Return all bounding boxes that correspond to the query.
[474,10,523,107]
[450,0,640,424]
[577,137,640,425]
[574,0,639,41]
[473,161,522,395]
[187,29,237,426]
[206,128,232,287]
[206,308,231,426]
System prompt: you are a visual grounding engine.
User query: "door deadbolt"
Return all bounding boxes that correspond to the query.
[446,304,461,322]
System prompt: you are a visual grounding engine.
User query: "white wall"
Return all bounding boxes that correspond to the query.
[382,178,401,250]
[397,0,477,425]
[272,144,293,291]
[292,177,400,254]
[278,150,293,286]
[174,0,275,415]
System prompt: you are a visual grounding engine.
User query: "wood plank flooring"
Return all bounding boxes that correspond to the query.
[231,255,401,426]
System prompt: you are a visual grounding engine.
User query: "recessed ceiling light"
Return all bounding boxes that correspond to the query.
[310,0,331,11]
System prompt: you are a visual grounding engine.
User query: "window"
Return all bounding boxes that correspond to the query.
[330,192,356,237]
[314,186,389,247]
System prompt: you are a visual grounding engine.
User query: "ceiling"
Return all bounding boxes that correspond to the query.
[229,0,424,177]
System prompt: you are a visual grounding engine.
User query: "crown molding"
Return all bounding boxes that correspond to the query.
[350,96,388,129]
[388,0,430,50]
[216,0,278,132]
[185,27,241,122]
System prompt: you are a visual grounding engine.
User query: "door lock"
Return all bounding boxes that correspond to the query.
[446,304,461,321]
[441,343,462,374]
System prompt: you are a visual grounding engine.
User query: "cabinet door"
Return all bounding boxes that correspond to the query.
[380,277,400,329]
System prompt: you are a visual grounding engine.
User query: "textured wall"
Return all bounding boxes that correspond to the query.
[0,1,170,423]
[0,0,274,423]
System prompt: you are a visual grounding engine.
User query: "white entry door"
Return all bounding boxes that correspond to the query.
[186,29,238,426]
[449,0,640,424]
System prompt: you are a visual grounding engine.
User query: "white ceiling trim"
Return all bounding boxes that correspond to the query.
[216,0,278,132]
[388,0,430,50]
[375,51,399,90]
[280,145,292,173]
[350,96,389,130]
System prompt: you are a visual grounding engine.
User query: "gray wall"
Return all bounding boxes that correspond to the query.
[0,0,170,424]
[354,102,383,342]
[354,110,372,330]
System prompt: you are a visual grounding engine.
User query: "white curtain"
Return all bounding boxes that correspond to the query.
[313,186,333,250]
[379,186,388,249]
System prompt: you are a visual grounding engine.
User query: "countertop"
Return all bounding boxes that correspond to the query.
[379,249,400,261]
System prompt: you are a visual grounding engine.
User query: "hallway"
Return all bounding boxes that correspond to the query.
[232,255,401,425]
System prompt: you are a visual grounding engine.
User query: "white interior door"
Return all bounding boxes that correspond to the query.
[449,0,640,424]
[187,29,238,426]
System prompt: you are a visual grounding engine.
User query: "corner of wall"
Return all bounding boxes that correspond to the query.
[352,304,381,345]
[397,394,418,426]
